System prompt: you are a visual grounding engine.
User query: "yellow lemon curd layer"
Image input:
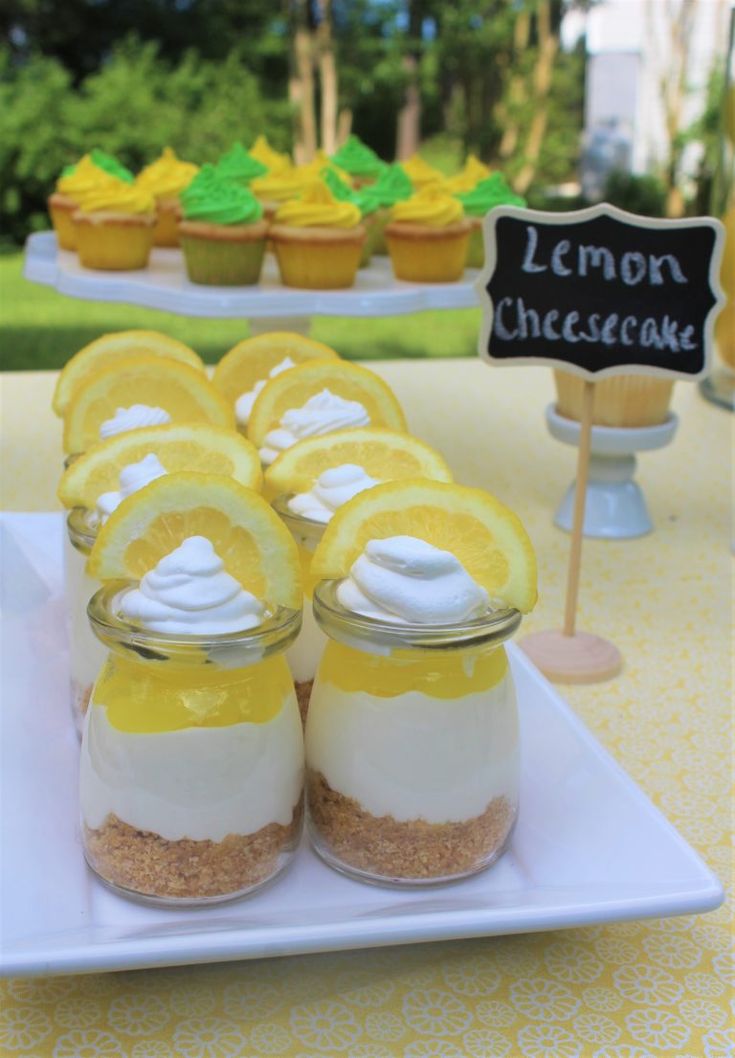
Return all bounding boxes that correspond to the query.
[250,135,292,173]
[445,155,491,194]
[297,540,321,598]
[319,639,508,699]
[136,146,199,199]
[390,187,465,228]
[274,181,361,228]
[92,652,294,732]
[74,178,155,215]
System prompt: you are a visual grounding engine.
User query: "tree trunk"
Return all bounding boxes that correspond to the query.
[396,0,424,160]
[315,0,338,153]
[498,9,531,161]
[657,0,699,216]
[337,107,353,146]
[288,0,318,164]
[513,0,559,194]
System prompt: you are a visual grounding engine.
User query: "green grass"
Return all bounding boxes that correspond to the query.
[0,252,481,371]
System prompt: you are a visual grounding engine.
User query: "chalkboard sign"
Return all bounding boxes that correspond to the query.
[476,203,725,380]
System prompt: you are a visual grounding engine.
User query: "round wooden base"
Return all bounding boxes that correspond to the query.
[519,629,623,684]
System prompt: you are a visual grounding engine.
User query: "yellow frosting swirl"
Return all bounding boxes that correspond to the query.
[74,177,155,215]
[136,147,199,199]
[390,186,465,227]
[56,155,112,200]
[250,135,292,173]
[274,180,361,228]
[250,164,314,203]
[444,155,491,194]
[400,154,443,189]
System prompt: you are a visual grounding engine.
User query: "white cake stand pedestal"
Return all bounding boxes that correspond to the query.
[546,404,679,540]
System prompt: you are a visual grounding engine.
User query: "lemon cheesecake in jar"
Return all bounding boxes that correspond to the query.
[264,428,454,719]
[304,480,537,885]
[81,474,304,905]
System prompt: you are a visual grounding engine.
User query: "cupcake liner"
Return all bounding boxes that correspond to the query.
[385,221,470,282]
[152,198,182,247]
[554,371,675,427]
[48,194,78,251]
[73,212,155,270]
[179,222,267,286]
[270,225,365,289]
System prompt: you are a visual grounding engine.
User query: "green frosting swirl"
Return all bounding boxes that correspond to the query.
[62,149,134,183]
[358,164,413,209]
[89,148,134,184]
[456,173,526,217]
[216,142,268,185]
[181,165,264,225]
[331,135,386,178]
[322,169,378,217]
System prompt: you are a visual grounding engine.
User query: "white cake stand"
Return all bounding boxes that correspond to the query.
[546,404,679,540]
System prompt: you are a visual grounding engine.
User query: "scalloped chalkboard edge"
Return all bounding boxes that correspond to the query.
[474,202,726,382]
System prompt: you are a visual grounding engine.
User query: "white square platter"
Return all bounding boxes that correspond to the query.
[0,513,722,978]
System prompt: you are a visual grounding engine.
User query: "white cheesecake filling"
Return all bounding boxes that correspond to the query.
[259,389,370,465]
[306,672,518,824]
[81,695,304,842]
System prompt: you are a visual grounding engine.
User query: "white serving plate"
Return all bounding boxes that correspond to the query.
[0,513,722,978]
[23,232,481,318]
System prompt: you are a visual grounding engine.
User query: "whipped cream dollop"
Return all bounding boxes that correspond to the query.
[336,536,489,624]
[288,464,380,523]
[90,453,167,527]
[119,535,265,634]
[259,389,370,465]
[100,404,171,440]
[235,356,296,427]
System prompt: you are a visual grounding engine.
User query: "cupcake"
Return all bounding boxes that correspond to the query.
[456,173,526,267]
[270,180,365,289]
[216,142,268,187]
[385,187,471,282]
[554,372,675,428]
[356,164,413,254]
[49,149,134,252]
[250,165,311,222]
[178,165,268,285]
[72,176,156,271]
[444,154,491,194]
[400,153,444,190]
[249,135,292,173]
[136,147,199,247]
[330,135,387,188]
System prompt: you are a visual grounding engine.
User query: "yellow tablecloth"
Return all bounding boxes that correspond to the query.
[0,362,732,1058]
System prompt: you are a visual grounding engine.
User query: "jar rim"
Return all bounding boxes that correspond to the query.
[271,494,328,544]
[88,581,302,665]
[313,579,521,652]
[66,507,97,553]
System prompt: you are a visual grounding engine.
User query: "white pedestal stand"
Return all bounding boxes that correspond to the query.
[546,405,679,540]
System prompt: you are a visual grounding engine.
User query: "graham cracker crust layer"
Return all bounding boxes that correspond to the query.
[307,771,514,881]
[295,679,313,725]
[85,800,303,900]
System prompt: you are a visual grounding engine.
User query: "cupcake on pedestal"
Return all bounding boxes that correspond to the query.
[456,173,526,268]
[553,372,675,428]
[270,181,365,290]
[385,186,471,282]
[49,149,135,252]
[322,170,380,266]
[178,165,268,286]
[356,164,414,255]
[330,135,387,188]
[136,147,199,247]
[72,177,156,271]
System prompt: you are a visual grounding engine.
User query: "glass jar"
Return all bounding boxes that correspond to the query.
[64,508,107,735]
[306,581,522,886]
[80,584,304,906]
[271,496,328,722]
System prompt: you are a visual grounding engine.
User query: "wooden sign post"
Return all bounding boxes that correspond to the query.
[476,203,724,683]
